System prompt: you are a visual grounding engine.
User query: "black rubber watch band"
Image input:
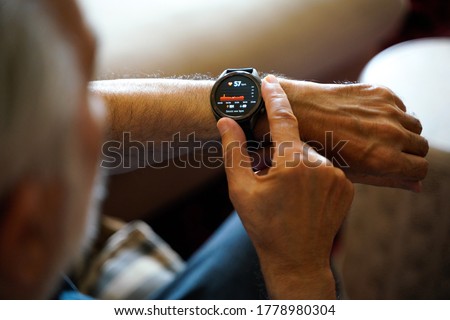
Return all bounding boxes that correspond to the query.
[224,68,255,75]
[239,120,258,149]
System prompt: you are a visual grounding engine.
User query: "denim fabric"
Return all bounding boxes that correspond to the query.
[149,212,267,300]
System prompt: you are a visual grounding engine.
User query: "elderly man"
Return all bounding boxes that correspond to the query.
[0,0,428,299]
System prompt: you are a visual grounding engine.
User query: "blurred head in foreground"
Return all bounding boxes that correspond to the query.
[0,0,105,299]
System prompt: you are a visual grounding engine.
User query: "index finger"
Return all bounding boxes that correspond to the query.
[262,75,301,146]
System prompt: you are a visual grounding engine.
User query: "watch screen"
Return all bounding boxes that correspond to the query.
[213,75,260,117]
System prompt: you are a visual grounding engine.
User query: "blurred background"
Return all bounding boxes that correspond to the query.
[78,0,407,81]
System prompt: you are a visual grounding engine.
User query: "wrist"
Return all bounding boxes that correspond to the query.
[253,78,312,142]
[260,263,336,300]
[255,244,336,299]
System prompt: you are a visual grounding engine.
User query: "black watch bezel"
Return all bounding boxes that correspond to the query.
[210,69,264,123]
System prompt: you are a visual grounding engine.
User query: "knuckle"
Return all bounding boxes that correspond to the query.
[373,84,394,98]
[410,134,429,157]
[410,114,422,127]
[371,85,405,107]
[333,167,347,181]
[415,118,423,134]
[405,113,424,134]
[415,122,424,136]
[330,167,351,188]
[359,84,406,110]
[421,137,429,156]
[375,122,405,142]
[269,90,288,100]
[267,86,288,100]
[271,106,297,122]
[417,158,429,179]
[359,83,385,95]
[384,104,402,117]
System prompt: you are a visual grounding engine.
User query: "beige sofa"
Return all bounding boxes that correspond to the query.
[342,38,450,299]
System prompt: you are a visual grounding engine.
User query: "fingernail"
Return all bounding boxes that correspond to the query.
[264,75,279,84]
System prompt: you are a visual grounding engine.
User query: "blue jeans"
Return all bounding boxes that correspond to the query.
[149,212,267,299]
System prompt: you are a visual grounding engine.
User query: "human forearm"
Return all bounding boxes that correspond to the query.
[90,78,307,158]
[90,78,219,172]
[92,77,428,189]
[90,78,217,144]
[90,78,307,146]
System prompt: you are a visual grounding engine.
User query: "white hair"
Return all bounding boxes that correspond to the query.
[0,0,106,277]
[0,0,82,197]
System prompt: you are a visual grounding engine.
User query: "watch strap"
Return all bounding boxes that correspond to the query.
[239,120,259,149]
[224,68,255,75]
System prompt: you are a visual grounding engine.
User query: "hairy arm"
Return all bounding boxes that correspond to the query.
[91,77,428,189]
[90,78,216,145]
[89,79,217,171]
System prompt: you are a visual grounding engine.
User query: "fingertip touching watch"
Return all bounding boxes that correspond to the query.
[210,68,265,148]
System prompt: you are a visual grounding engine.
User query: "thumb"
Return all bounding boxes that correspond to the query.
[217,118,254,181]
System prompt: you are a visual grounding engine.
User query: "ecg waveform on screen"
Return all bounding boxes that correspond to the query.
[220,95,245,102]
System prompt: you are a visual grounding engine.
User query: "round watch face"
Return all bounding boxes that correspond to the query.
[211,72,262,120]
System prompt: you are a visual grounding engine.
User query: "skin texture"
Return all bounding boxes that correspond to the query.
[276,80,429,191]
[93,78,428,190]
[218,75,354,299]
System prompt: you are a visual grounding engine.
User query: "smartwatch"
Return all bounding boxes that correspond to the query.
[210,68,265,147]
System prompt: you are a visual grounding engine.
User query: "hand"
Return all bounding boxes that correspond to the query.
[255,80,429,192]
[217,75,354,299]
